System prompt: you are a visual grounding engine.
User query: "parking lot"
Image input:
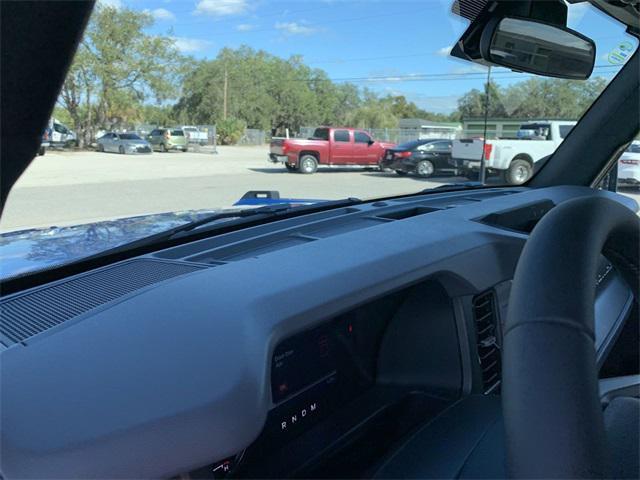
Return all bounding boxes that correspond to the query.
[1,146,639,233]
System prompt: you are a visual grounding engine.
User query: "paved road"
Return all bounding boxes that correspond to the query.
[1,147,639,232]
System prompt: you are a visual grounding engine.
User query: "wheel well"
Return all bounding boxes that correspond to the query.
[511,154,533,166]
[299,151,319,162]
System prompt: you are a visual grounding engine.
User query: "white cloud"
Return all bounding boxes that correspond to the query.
[144,8,176,21]
[194,0,248,16]
[171,36,212,53]
[236,23,255,31]
[275,21,318,36]
[436,46,453,57]
[97,0,123,9]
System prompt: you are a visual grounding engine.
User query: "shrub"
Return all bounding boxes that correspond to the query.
[217,117,246,145]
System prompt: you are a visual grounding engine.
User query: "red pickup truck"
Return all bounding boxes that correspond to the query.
[269,127,396,174]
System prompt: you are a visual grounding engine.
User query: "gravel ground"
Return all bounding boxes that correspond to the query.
[1,146,638,232]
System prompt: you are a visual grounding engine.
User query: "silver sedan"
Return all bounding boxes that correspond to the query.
[96,132,152,154]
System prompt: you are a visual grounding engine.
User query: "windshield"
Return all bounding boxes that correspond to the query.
[119,133,142,140]
[0,0,638,279]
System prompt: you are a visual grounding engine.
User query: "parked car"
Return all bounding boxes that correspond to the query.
[97,132,152,154]
[451,120,576,185]
[381,139,453,177]
[38,127,51,156]
[269,127,395,174]
[617,141,640,188]
[147,128,188,152]
[180,126,209,145]
[48,118,77,147]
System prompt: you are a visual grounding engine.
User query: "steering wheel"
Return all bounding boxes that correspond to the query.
[503,196,639,478]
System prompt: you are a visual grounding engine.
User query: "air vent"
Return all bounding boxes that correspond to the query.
[0,260,203,347]
[472,291,501,394]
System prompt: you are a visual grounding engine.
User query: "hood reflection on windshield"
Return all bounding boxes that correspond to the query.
[0,210,222,280]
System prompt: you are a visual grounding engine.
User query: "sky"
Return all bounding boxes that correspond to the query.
[99,0,635,113]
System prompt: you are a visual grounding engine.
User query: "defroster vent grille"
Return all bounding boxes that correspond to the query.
[472,291,501,394]
[0,260,203,346]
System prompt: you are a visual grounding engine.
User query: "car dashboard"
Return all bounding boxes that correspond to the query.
[0,185,636,479]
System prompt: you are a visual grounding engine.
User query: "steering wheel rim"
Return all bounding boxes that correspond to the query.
[503,196,639,479]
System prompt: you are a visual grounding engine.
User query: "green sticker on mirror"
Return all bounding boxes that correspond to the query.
[608,41,634,65]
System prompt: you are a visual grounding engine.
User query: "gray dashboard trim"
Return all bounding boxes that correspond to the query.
[0,186,636,479]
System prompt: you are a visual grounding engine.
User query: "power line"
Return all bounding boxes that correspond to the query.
[276,64,621,84]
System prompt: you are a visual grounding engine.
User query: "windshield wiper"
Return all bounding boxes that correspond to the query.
[430,181,483,191]
[80,198,362,261]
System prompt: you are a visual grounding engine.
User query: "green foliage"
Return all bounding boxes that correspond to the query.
[57,9,609,147]
[174,46,464,134]
[457,77,607,119]
[58,4,187,145]
[217,117,246,145]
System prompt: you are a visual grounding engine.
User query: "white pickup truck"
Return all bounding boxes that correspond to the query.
[180,126,209,145]
[451,121,576,185]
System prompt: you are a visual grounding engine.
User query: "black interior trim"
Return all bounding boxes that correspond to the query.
[0,0,95,214]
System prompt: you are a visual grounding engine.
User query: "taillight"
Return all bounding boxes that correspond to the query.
[483,143,493,159]
[621,158,639,165]
[395,151,412,158]
[43,130,49,141]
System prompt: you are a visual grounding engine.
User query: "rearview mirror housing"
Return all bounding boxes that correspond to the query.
[480,16,595,79]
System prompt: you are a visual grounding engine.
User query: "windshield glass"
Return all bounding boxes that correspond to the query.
[0,0,638,279]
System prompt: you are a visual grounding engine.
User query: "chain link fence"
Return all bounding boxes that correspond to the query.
[237,129,266,146]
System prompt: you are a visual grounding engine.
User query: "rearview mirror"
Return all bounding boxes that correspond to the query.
[481,17,595,80]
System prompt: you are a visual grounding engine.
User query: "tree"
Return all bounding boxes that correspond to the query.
[456,77,608,120]
[57,5,186,145]
[457,81,506,119]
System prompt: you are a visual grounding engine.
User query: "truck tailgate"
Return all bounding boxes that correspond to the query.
[452,139,484,161]
[270,138,285,155]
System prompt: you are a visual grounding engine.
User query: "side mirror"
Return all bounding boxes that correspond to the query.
[368,139,375,146]
[480,17,595,80]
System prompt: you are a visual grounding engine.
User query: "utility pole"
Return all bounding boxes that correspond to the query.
[479,65,492,185]
[223,68,228,120]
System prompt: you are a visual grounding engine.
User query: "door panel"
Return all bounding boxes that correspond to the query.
[331,130,353,164]
[352,131,378,164]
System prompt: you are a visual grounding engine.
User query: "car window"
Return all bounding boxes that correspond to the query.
[334,130,350,142]
[397,140,425,150]
[119,133,141,140]
[432,141,452,151]
[2,1,637,279]
[559,125,574,139]
[354,132,371,144]
[312,128,330,140]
